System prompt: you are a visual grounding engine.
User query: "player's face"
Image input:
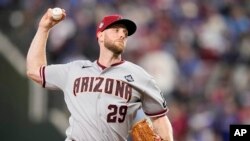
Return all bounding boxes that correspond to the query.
[103,24,128,54]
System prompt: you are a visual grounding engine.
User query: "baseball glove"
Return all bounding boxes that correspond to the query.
[131,119,160,141]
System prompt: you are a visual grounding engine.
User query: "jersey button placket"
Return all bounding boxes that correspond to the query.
[96,93,104,137]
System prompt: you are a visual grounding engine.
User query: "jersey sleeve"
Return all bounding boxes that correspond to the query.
[40,63,70,90]
[141,75,168,118]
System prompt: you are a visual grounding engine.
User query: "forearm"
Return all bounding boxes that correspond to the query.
[151,116,174,141]
[26,27,50,83]
[26,8,66,83]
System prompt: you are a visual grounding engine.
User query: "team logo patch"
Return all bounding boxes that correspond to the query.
[124,75,134,82]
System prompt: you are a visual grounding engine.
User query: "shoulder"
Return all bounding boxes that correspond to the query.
[46,60,93,72]
[49,60,93,71]
[66,60,93,67]
[124,61,152,78]
[124,61,144,70]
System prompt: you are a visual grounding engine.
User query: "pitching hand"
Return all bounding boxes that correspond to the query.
[38,8,66,31]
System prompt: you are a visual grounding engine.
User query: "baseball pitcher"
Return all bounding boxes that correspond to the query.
[26,8,173,141]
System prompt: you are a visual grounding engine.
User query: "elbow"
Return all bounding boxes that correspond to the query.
[26,68,42,84]
[26,69,37,80]
[26,69,34,79]
[26,67,31,78]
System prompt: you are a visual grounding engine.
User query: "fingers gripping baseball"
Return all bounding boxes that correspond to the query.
[38,8,66,30]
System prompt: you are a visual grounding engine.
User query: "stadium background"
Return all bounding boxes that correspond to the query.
[1,0,250,141]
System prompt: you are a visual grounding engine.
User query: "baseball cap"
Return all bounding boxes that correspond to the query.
[96,14,137,37]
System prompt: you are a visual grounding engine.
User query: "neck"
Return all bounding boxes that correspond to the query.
[98,50,122,68]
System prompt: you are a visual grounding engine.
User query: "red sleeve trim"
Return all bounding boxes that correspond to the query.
[144,109,168,118]
[40,66,46,88]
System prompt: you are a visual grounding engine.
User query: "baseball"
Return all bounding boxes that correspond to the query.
[52,7,63,20]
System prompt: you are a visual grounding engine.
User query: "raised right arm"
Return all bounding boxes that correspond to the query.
[26,8,66,84]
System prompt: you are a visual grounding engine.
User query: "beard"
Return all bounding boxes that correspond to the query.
[104,36,125,55]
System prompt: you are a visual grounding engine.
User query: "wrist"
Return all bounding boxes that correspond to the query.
[37,26,50,33]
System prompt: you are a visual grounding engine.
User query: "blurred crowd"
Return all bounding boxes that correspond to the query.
[1,0,250,141]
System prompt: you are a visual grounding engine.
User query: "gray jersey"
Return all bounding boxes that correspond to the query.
[40,60,168,141]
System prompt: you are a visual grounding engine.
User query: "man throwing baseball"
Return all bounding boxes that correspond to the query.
[26,8,173,141]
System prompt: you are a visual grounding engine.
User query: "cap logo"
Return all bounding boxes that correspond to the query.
[99,22,104,29]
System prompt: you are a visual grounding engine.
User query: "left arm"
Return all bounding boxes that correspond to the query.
[151,115,173,141]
